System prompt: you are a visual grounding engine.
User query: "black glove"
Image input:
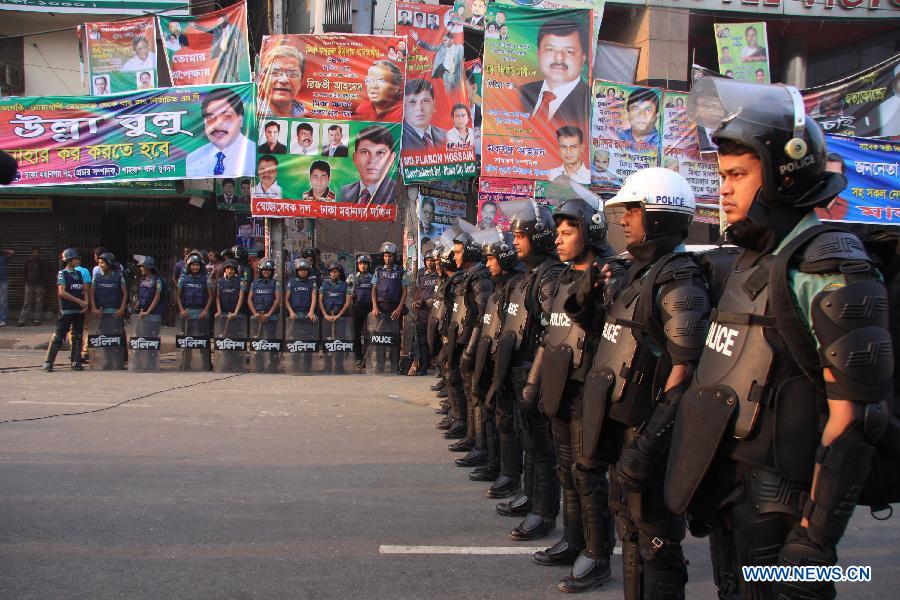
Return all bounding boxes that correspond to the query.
[616,440,657,493]
[575,260,601,308]
[773,525,837,599]
[521,383,540,413]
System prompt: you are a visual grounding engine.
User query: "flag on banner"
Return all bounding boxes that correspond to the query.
[397,2,476,182]
[590,80,661,189]
[661,90,719,200]
[158,1,251,86]
[482,5,593,182]
[0,83,257,186]
[252,34,405,222]
[803,54,900,140]
[85,16,158,95]
[815,135,900,225]
[714,22,770,84]
[417,184,468,267]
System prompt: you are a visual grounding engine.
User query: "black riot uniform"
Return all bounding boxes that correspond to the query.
[467,228,520,483]
[521,190,619,593]
[447,228,495,464]
[427,247,448,382]
[414,257,440,376]
[349,255,373,367]
[492,200,565,541]
[566,167,708,597]
[435,238,467,435]
[665,79,894,600]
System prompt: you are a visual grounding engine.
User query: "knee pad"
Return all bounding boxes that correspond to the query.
[774,527,837,600]
[497,412,515,434]
[573,464,609,498]
[731,500,791,569]
[638,531,686,571]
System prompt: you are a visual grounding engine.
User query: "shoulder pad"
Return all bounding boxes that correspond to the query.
[799,231,873,274]
[473,278,495,294]
[657,254,702,282]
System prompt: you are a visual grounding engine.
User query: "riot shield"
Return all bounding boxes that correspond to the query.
[178,317,212,371]
[213,314,248,373]
[128,315,161,372]
[88,314,125,370]
[365,314,401,375]
[322,316,355,374]
[284,317,320,375]
[250,318,282,373]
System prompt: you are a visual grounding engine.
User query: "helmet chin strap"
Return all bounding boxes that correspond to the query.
[726,190,806,255]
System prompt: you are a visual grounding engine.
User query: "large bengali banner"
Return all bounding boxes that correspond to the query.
[662,91,719,200]
[465,58,483,159]
[0,83,257,186]
[253,35,405,222]
[1,1,188,15]
[397,2,476,182]
[591,80,661,189]
[85,16,158,95]
[815,135,900,225]
[803,54,900,140]
[482,5,593,182]
[714,22,770,84]
[492,0,605,48]
[158,1,251,86]
[417,184,468,267]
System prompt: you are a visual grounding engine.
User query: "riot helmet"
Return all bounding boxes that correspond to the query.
[356,254,371,265]
[221,247,235,260]
[293,258,311,275]
[474,227,518,272]
[605,167,695,241]
[234,247,249,263]
[223,259,239,272]
[138,256,157,271]
[380,242,399,257]
[259,258,275,276]
[500,199,557,257]
[452,218,483,264]
[99,252,117,270]
[62,247,80,264]
[545,175,609,253]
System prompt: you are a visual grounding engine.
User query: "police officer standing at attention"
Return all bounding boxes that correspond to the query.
[285,258,318,323]
[370,242,409,372]
[666,79,893,600]
[91,252,128,367]
[216,259,247,317]
[302,247,323,287]
[564,168,707,596]
[412,252,440,376]
[494,200,564,541]
[43,248,89,372]
[447,226,494,461]
[249,258,281,329]
[522,184,618,592]
[319,261,351,321]
[177,254,213,321]
[348,254,373,369]
[135,257,164,318]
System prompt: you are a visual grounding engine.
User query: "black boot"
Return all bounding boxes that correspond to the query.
[559,463,615,592]
[71,361,84,371]
[533,485,584,566]
[448,437,474,452]
[509,456,558,541]
[442,420,467,439]
[455,448,487,467]
[43,335,62,372]
[489,476,522,500]
[496,491,531,516]
[469,464,499,481]
[431,380,446,392]
[434,403,450,415]
[557,552,612,593]
[509,511,556,541]
[436,414,454,430]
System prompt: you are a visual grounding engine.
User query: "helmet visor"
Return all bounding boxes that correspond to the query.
[689,77,804,139]
[543,176,600,212]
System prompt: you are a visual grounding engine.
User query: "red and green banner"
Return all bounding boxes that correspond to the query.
[85,16,158,95]
[158,1,251,86]
[0,83,257,186]
[397,2,476,182]
[482,5,593,182]
[661,91,719,200]
[252,34,405,222]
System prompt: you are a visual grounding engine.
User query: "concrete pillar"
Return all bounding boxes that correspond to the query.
[632,8,690,90]
[781,37,807,88]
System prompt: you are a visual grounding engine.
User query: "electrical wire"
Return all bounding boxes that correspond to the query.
[0,372,246,424]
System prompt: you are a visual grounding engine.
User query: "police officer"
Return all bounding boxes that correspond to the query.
[234,246,253,292]
[177,254,213,320]
[249,258,281,327]
[285,258,318,322]
[434,231,466,431]
[301,247,323,287]
[135,257,164,319]
[216,259,246,318]
[370,242,409,372]
[467,228,520,482]
[348,254,373,368]
[561,169,706,595]
[43,248,89,372]
[665,79,893,600]
[319,261,351,321]
[521,186,618,592]
[91,252,128,367]
[412,252,440,376]
[492,200,564,540]
[430,245,454,411]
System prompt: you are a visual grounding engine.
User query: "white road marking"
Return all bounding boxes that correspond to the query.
[8,401,150,407]
[379,545,622,555]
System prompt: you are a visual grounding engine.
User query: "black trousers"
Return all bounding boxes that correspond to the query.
[351,304,370,363]
[415,312,430,371]
[52,312,85,363]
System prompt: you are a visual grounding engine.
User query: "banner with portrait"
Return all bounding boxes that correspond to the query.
[492,1,605,47]
[465,58,483,159]
[158,1,251,86]
[84,16,158,95]
[803,54,900,140]
[416,184,468,267]
[215,177,253,214]
[714,22,770,84]
[815,135,900,225]
[0,83,257,186]
[482,5,593,182]
[477,177,536,232]
[397,2,476,182]
[661,91,719,200]
[590,80,661,190]
[253,34,405,222]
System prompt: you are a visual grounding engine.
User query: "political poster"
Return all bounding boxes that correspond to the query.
[417,184,468,267]
[803,54,900,140]
[158,1,251,86]
[397,2,477,182]
[84,16,158,95]
[492,1,605,45]
[590,80,661,189]
[477,177,536,231]
[714,22,770,84]
[0,83,257,187]
[815,135,900,225]
[2,1,188,15]
[482,5,593,182]
[252,34,405,222]
[465,58,483,159]
[439,0,488,31]
[661,90,719,200]
[215,176,253,214]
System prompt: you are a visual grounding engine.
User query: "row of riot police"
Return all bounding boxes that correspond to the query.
[45,241,410,375]
[421,78,896,600]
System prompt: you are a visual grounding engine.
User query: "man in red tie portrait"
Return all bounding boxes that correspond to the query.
[338,125,398,205]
